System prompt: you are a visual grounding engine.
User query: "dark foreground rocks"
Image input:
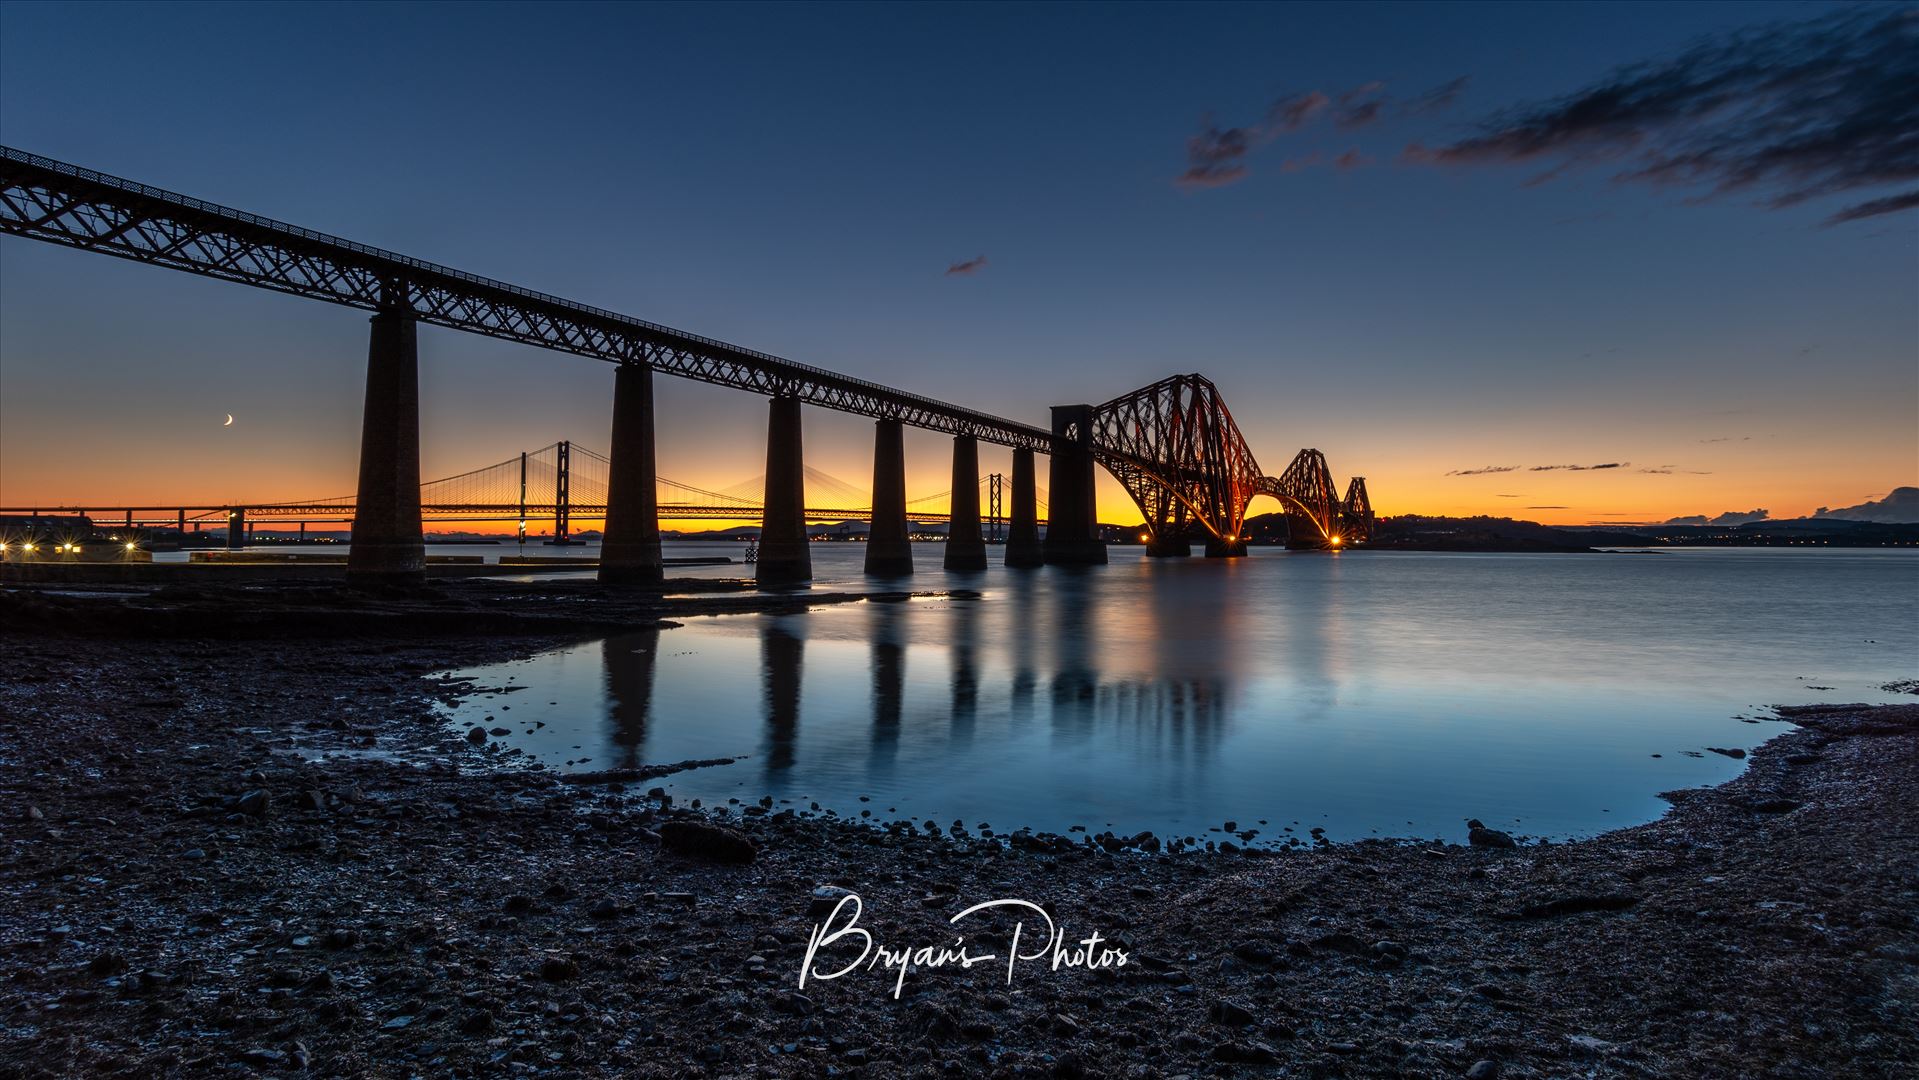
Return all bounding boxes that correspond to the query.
[0,611,1915,1078]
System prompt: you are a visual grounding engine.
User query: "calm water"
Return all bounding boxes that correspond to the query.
[436,544,1919,845]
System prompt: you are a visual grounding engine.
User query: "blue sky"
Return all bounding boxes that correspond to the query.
[2,1,1913,524]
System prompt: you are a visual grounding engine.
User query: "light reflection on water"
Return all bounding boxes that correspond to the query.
[440,545,1919,844]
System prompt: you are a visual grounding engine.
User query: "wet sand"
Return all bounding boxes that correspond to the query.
[1,583,1914,1078]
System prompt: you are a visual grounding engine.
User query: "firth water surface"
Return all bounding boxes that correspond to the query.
[437,544,1919,845]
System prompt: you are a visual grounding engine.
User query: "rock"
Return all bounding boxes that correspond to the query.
[466,726,487,744]
[25,805,44,822]
[810,885,855,916]
[323,928,362,949]
[1513,894,1638,919]
[770,991,815,1016]
[502,895,536,915]
[458,1009,494,1034]
[236,789,270,816]
[88,952,128,977]
[181,848,207,861]
[1212,1041,1279,1064]
[540,956,580,982]
[587,898,618,919]
[658,820,757,864]
[1469,826,1517,849]
[1568,1034,1618,1054]
[1209,997,1256,1026]
[1467,1060,1502,1080]
[380,1015,414,1030]
[488,727,510,736]
[239,1047,288,1067]
[1705,746,1746,759]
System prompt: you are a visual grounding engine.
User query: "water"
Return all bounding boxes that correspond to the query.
[436,544,1919,845]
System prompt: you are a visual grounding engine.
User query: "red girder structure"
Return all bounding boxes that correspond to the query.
[1090,374,1367,549]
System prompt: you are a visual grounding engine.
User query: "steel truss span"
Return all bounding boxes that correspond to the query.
[0,147,1050,451]
[1090,374,1375,548]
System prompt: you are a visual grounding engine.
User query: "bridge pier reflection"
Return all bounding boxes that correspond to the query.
[761,619,803,773]
[599,361,664,584]
[346,308,425,583]
[944,436,987,571]
[757,396,812,584]
[604,628,661,770]
[1005,447,1042,567]
[865,419,912,576]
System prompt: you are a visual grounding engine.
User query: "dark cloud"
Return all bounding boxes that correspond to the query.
[1526,505,1570,510]
[1824,188,1919,224]
[1334,149,1372,170]
[1407,8,1919,224]
[1176,120,1254,188]
[1529,462,1626,471]
[1663,508,1770,526]
[1813,485,1919,522]
[944,255,988,276]
[1335,82,1388,128]
[1697,435,1751,444]
[1408,76,1471,113]
[1446,465,1520,476]
[1267,91,1330,132]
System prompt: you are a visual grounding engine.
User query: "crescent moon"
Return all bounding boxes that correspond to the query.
[223,414,234,427]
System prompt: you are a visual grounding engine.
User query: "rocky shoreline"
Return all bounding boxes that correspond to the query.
[1,584,1914,1078]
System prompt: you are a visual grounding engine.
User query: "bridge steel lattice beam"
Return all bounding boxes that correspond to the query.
[0,147,1052,452]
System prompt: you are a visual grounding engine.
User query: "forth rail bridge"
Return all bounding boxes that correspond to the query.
[0,147,1373,584]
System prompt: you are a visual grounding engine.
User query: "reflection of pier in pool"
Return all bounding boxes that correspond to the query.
[604,629,660,771]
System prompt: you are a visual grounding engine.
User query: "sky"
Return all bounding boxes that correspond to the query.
[1,1,1914,531]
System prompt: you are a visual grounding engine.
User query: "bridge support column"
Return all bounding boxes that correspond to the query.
[756,396,811,585]
[599,362,664,585]
[1041,405,1107,566]
[1004,447,1042,567]
[225,507,246,550]
[1205,536,1247,558]
[864,419,912,577]
[346,310,426,584]
[944,436,987,571]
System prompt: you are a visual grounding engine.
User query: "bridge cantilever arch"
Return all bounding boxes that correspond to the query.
[0,147,1371,583]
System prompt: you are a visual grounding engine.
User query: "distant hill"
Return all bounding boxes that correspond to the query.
[1243,512,1917,551]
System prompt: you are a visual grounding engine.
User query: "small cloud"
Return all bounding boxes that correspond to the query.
[1526,505,1570,510]
[1530,462,1626,472]
[1407,76,1470,114]
[1495,494,1521,498]
[1266,90,1330,132]
[1334,82,1387,128]
[1334,149,1373,170]
[1176,120,1254,188]
[1446,465,1520,476]
[944,255,988,276]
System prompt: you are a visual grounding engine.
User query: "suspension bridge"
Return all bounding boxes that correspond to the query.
[0,146,1374,584]
[1,442,1047,541]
